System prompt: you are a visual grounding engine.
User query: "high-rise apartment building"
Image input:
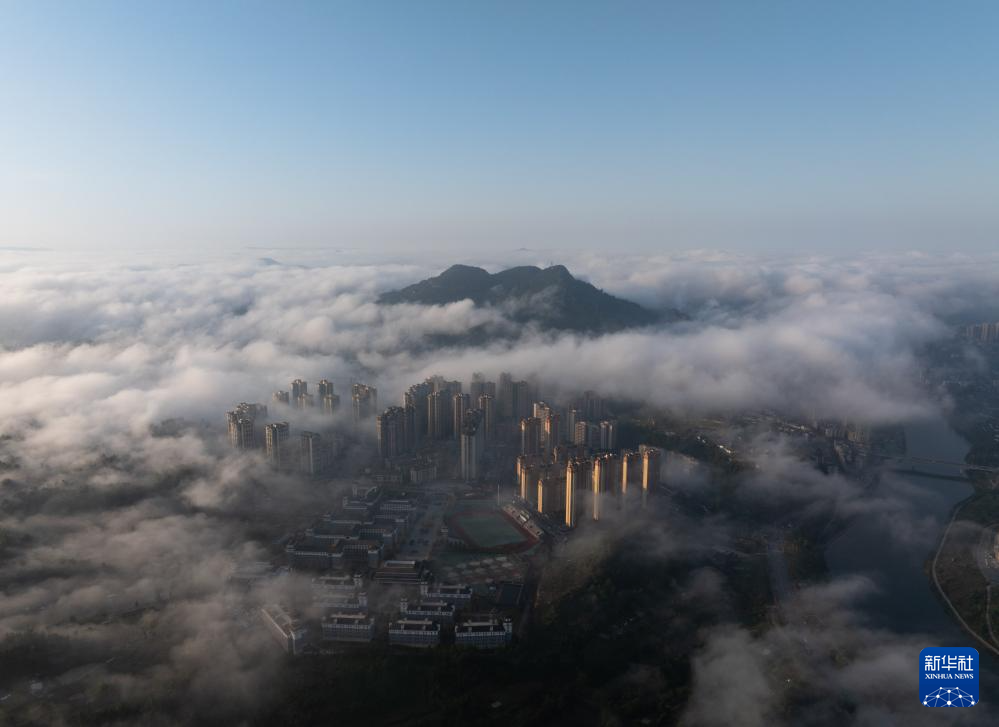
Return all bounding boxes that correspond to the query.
[402,403,417,451]
[543,412,561,455]
[300,431,333,476]
[452,393,471,440]
[265,422,291,468]
[272,391,290,406]
[351,384,378,424]
[244,402,268,419]
[226,410,255,450]
[404,381,432,446]
[498,372,514,419]
[423,377,461,440]
[591,453,618,521]
[565,458,591,527]
[512,380,531,420]
[620,450,643,509]
[520,417,542,456]
[468,373,496,401]
[599,420,617,450]
[460,411,484,482]
[291,379,308,405]
[469,372,486,401]
[322,393,341,416]
[516,454,545,504]
[582,390,604,421]
[640,445,662,508]
[376,407,407,462]
[428,375,462,395]
[427,389,451,440]
[317,379,334,399]
[477,394,494,442]
[537,474,564,515]
[567,408,582,437]
[226,402,265,450]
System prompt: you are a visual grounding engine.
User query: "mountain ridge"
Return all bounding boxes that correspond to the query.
[379,264,678,334]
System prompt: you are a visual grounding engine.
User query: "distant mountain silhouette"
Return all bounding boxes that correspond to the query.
[379,264,678,334]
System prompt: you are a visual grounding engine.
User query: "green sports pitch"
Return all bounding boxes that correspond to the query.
[447,508,535,551]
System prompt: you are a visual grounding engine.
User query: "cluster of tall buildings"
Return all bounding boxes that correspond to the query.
[238,373,678,661]
[372,373,636,494]
[497,372,537,421]
[401,373,502,444]
[517,400,616,455]
[271,379,379,426]
[960,321,999,344]
[226,377,368,476]
[513,392,651,528]
[351,383,378,423]
[518,444,662,526]
[377,373,510,481]
[230,371,665,522]
[272,378,341,413]
[260,422,337,475]
[225,402,268,450]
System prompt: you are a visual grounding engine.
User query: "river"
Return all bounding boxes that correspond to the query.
[826,416,998,710]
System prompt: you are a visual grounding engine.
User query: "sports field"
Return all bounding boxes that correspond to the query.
[446,506,536,552]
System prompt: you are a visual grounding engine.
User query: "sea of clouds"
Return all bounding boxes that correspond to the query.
[2,248,998,724]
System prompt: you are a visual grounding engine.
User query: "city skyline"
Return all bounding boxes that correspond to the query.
[4,4,999,724]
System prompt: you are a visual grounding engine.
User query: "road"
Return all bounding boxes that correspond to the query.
[766,535,794,617]
[396,486,456,560]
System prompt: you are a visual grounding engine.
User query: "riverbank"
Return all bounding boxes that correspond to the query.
[930,491,999,656]
[826,418,976,639]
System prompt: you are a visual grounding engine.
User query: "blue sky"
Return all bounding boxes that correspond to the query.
[1,1,997,256]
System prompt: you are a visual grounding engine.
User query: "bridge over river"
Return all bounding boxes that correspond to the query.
[872,454,999,483]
